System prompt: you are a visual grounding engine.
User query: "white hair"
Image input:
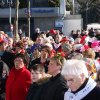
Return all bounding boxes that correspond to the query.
[61,59,89,78]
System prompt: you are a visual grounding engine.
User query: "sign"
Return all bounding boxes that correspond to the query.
[25,8,32,14]
[55,20,64,27]
[25,8,55,14]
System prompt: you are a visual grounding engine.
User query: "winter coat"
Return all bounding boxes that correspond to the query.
[26,77,50,100]
[40,73,68,100]
[0,60,9,100]
[82,86,100,100]
[6,66,31,100]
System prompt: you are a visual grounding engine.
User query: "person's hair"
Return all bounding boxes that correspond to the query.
[61,59,89,78]
[50,53,64,68]
[41,45,51,54]
[15,41,24,49]
[14,53,28,66]
[30,64,44,73]
[82,48,95,59]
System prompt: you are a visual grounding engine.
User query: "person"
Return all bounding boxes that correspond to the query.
[82,48,100,80]
[6,53,31,100]
[32,28,41,41]
[61,59,100,100]
[30,45,50,72]
[26,64,50,100]
[96,69,100,87]
[0,38,14,70]
[0,59,9,100]
[40,54,68,100]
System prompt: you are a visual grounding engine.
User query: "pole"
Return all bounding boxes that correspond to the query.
[27,0,31,38]
[14,0,19,40]
[86,2,88,26]
[9,2,11,30]
[72,0,75,15]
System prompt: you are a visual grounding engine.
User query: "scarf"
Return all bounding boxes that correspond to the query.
[64,77,97,100]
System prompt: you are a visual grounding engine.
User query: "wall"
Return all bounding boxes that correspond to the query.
[34,17,55,31]
[63,15,82,36]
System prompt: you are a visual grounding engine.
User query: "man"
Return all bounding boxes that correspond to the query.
[61,59,100,100]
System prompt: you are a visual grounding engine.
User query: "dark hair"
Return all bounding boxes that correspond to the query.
[30,64,44,73]
[14,53,28,66]
[15,41,24,49]
[41,45,50,54]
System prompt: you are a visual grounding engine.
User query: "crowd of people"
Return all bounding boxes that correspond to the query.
[0,27,100,100]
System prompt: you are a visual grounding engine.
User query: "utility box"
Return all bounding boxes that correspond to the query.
[63,15,83,36]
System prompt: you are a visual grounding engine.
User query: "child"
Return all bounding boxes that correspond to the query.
[30,64,45,83]
[26,64,50,100]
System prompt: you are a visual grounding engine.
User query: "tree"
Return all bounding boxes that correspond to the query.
[48,0,60,7]
[66,0,73,11]
[19,0,28,8]
[77,0,100,24]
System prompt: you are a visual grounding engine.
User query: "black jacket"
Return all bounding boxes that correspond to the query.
[40,73,68,100]
[72,79,100,100]
[1,51,14,70]
[82,86,100,100]
[26,77,50,100]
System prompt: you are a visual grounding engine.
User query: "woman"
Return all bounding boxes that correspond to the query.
[40,54,68,100]
[61,59,100,100]
[6,53,31,100]
[82,48,100,80]
[30,45,50,72]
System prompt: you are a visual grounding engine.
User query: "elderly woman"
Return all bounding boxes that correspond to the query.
[61,59,100,100]
[6,53,31,100]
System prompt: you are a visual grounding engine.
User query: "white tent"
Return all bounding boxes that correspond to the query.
[87,23,100,30]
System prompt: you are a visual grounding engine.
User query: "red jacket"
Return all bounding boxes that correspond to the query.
[6,66,31,100]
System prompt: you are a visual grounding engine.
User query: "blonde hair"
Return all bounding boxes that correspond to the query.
[50,54,64,67]
[61,59,89,78]
[82,48,95,59]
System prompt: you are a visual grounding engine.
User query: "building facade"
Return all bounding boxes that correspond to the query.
[0,0,63,38]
